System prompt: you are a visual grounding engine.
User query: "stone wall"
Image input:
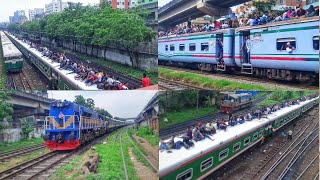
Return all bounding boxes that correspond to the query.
[42,38,158,72]
[0,128,22,143]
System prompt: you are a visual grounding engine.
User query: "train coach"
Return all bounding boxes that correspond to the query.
[158,16,319,84]
[159,94,318,180]
[43,100,125,150]
[0,31,24,72]
[4,32,99,90]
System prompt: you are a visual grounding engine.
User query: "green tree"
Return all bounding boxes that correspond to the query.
[85,98,95,109]
[252,0,276,12]
[95,108,113,118]
[20,119,34,139]
[74,95,86,106]
[0,91,13,122]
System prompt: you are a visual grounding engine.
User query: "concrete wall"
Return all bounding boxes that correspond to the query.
[42,38,158,72]
[0,128,22,143]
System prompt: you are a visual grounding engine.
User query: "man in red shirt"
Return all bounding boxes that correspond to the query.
[141,73,150,87]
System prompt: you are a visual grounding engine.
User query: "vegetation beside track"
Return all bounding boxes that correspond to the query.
[0,148,49,172]
[159,107,217,129]
[66,49,158,85]
[0,138,43,153]
[0,38,6,89]
[130,126,158,146]
[257,91,316,107]
[159,68,269,90]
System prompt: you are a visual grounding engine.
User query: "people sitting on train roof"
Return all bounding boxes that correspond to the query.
[168,136,189,150]
[159,140,169,152]
[205,121,216,135]
[219,120,227,131]
[179,134,194,148]
[197,122,214,141]
[192,125,204,142]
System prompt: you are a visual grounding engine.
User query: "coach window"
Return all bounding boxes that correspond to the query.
[259,130,263,137]
[313,36,319,50]
[189,43,196,51]
[276,38,296,51]
[64,84,70,90]
[165,45,168,51]
[200,157,213,172]
[170,44,175,51]
[179,44,185,51]
[233,142,241,152]
[176,168,193,180]
[219,149,229,161]
[201,43,209,51]
[253,132,259,141]
[244,137,251,146]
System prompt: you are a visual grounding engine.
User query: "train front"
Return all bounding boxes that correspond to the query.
[43,100,80,150]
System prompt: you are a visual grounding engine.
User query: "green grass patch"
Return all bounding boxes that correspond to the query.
[159,67,269,90]
[159,106,217,129]
[0,38,6,89]
[65,49,158,85]
[0,138,43,153]
[50,156,85,180]
[131,126,158,146]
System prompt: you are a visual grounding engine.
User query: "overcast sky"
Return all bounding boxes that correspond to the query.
[0,0,100,22]
[47,90,157,119]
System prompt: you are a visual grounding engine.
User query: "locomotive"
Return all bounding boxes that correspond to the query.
[220,91,253,114]
[43,100,125,150]
[158,16,319,84]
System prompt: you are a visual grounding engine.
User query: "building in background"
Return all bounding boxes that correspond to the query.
[29,8,45,21]
[100,0,137,9]
[9,10,28,24]
[45,0,68,14]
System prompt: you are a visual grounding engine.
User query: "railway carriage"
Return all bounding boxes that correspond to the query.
[158,16,319,84]
[5,32,99,90]
[0,31,24,72]
[159,29,236,71]
[235,16,319,83]
[159,95,318,180]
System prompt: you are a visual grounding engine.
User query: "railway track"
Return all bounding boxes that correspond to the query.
[7,72,33,90]
[0,144,44,162]
[120,130,129,180]
[243,109,319,180]
[159,93,268,139]
[159,77,209,90]
[159,65,318,90]
[47,47,143,89]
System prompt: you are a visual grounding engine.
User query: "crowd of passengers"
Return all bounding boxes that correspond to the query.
[158,4,319,37]
[159,93,318,151]
[19,39,151,90]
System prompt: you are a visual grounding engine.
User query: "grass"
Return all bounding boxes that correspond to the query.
[50,156,86,180]
[159,67,269,90]
[0,138,44,153]
[159,106,217,129]
[131,126,158,146]
[65,49,158,85]
[0,38,6,89]
[0,148,50,172]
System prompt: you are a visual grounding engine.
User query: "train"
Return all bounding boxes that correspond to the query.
[220,91,253,114]
[159,94,319,180]
[43,100,126,150]
[158,16,319,84]
[0,31,24,72]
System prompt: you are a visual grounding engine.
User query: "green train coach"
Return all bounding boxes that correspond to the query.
[0,31,24,72]
[159,96,318,180]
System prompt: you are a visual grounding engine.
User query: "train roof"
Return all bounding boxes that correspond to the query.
[0,31,22,58]
[7,32,99,90]
[159,96,318,176]
[236,16,318,31]
[159,28,235,40]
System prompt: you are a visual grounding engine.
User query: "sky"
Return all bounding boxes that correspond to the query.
[0,0,100,22]
[47,90,157,119]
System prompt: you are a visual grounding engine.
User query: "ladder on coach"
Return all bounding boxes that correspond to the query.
[241,63,253,74]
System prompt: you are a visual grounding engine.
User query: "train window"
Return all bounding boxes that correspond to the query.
[176,168,193,180]
[313,36,319,50]
[219,149,229,161]
[179,44,185,51]
[201,43,209,51]
[244,137,251,146]
[276,38,296,51]
[233,142,241,152]
[170,44,175,51]
[253,132,259,141]
[259,130,263,137]
[165,45,168,51]
[200,157,213,172]
[64,84,70,90]
[189,43,196,51]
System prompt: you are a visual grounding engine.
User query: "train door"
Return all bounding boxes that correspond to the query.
[216,33,225,71]
[239,31,253,74]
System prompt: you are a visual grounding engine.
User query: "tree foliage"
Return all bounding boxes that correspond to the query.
[252,0,276,12]
[0,91,13,122]
[73,95,112,117]
[20,119,34,139]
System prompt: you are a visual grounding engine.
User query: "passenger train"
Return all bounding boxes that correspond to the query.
[158,16,319,84]
[159,94,319,180]
[0,31,24,72]
[220,92,253,114]
[43,100,126,150]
